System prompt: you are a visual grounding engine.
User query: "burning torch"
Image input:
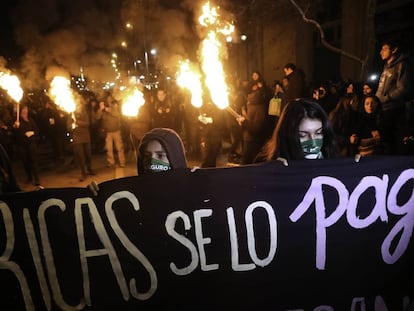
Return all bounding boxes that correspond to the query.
[0,72,24,123]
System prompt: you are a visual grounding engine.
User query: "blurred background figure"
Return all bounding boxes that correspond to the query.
[0,142,21,194]
[68,102,95,181]
[95,94,126,167]
[13,105,42,186]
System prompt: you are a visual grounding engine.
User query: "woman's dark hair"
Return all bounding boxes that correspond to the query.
[260,98,338,161]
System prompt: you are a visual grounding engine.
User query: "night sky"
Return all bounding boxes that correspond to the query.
[0,0,210,90]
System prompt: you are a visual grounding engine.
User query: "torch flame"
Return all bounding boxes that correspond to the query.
[198,2,233,109]
[177,60,203,108]
[201,32,229,109]
[0,72,23,103]
[121,87,145,117]
[49,76,77,114]
[199,2,218,27]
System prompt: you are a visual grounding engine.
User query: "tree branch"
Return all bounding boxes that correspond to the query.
[289,0,365,67]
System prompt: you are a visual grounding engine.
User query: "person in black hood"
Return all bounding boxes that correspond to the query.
[88,128,188,195]
[137,128,188,174]
[375,38,413,154]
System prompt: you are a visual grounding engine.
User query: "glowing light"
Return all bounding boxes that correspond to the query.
[49,76,77,114]
[198,2,234,109]
[121,87,145,117]
[0,72,23,103]
[177,60,203,108]
[369,74,378,81]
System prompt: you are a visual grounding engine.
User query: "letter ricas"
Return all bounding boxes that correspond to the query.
[289,176,349,270]
[382,168,414,264]
[165,211,199,276]
[74,197,129,305]
[105,191,157,301]
[39,199,85,311]
[0,202,34,311]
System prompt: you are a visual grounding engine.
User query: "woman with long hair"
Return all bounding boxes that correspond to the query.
[258,98,338,162]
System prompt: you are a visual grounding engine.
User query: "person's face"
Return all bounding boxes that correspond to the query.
[251,72,259,81]
[143,140,170,172]
[364,97,378,114]
[380,44,396,62]
[157,90,167,102]
[363,84,372,95]
[298,117,323,143]
[283,67,292,76]
[21,107,29,120]
[346,83,354,94]
[298,117,324,159]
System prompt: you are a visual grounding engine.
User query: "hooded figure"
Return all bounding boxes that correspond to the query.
[137,128,188,174]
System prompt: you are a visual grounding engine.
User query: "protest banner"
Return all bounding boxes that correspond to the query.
[1,156,413,310]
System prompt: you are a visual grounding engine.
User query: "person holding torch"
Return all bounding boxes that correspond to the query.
[67,102,95,181]
[13,104,42,187]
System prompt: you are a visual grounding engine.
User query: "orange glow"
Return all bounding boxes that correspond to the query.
[121,87,145,117]
[177,60,203,108]
[198,2,234,109]
[49,76,77,114]
[0,72,23,102]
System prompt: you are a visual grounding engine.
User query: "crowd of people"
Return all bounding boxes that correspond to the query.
[0,38,413,194]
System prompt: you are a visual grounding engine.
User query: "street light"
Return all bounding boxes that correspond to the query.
[240,34,248,80]
[144,49,157,80]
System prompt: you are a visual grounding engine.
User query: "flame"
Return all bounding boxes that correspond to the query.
[198,2,233,109]
[199,2,218,27]
[198,2,234,36]
[0,72,23,102]
[121,87,145,117]
[49,76,77,114]
[177,60,203,108]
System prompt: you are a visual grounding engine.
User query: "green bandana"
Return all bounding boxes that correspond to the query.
[148,158,171,172]
[300,138,323,159]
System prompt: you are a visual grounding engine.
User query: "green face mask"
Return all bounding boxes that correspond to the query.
[147,157,171,173]
[300,138,323,159]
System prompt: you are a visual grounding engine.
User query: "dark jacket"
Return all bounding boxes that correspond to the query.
[0,143,20,194]
[95,104,122,132]
[137,128,187,174]
[285,69,306,102]
[376,53,412,111]
[242,86,273,142]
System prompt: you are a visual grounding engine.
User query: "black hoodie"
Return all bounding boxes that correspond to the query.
[137,128,188,174]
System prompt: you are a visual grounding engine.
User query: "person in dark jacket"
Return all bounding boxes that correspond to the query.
[375,39,412,155]
[13,105,41,186]
[198,100,226,168]
[283,63,306,102]
[68,104,95,181]
[0,143,21,194]
[137,128,188,174]
[237,79,273,164]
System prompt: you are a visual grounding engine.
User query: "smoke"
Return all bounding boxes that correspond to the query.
[8,0,198,92]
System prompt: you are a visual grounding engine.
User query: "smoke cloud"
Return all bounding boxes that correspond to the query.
[8,0,199,92]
